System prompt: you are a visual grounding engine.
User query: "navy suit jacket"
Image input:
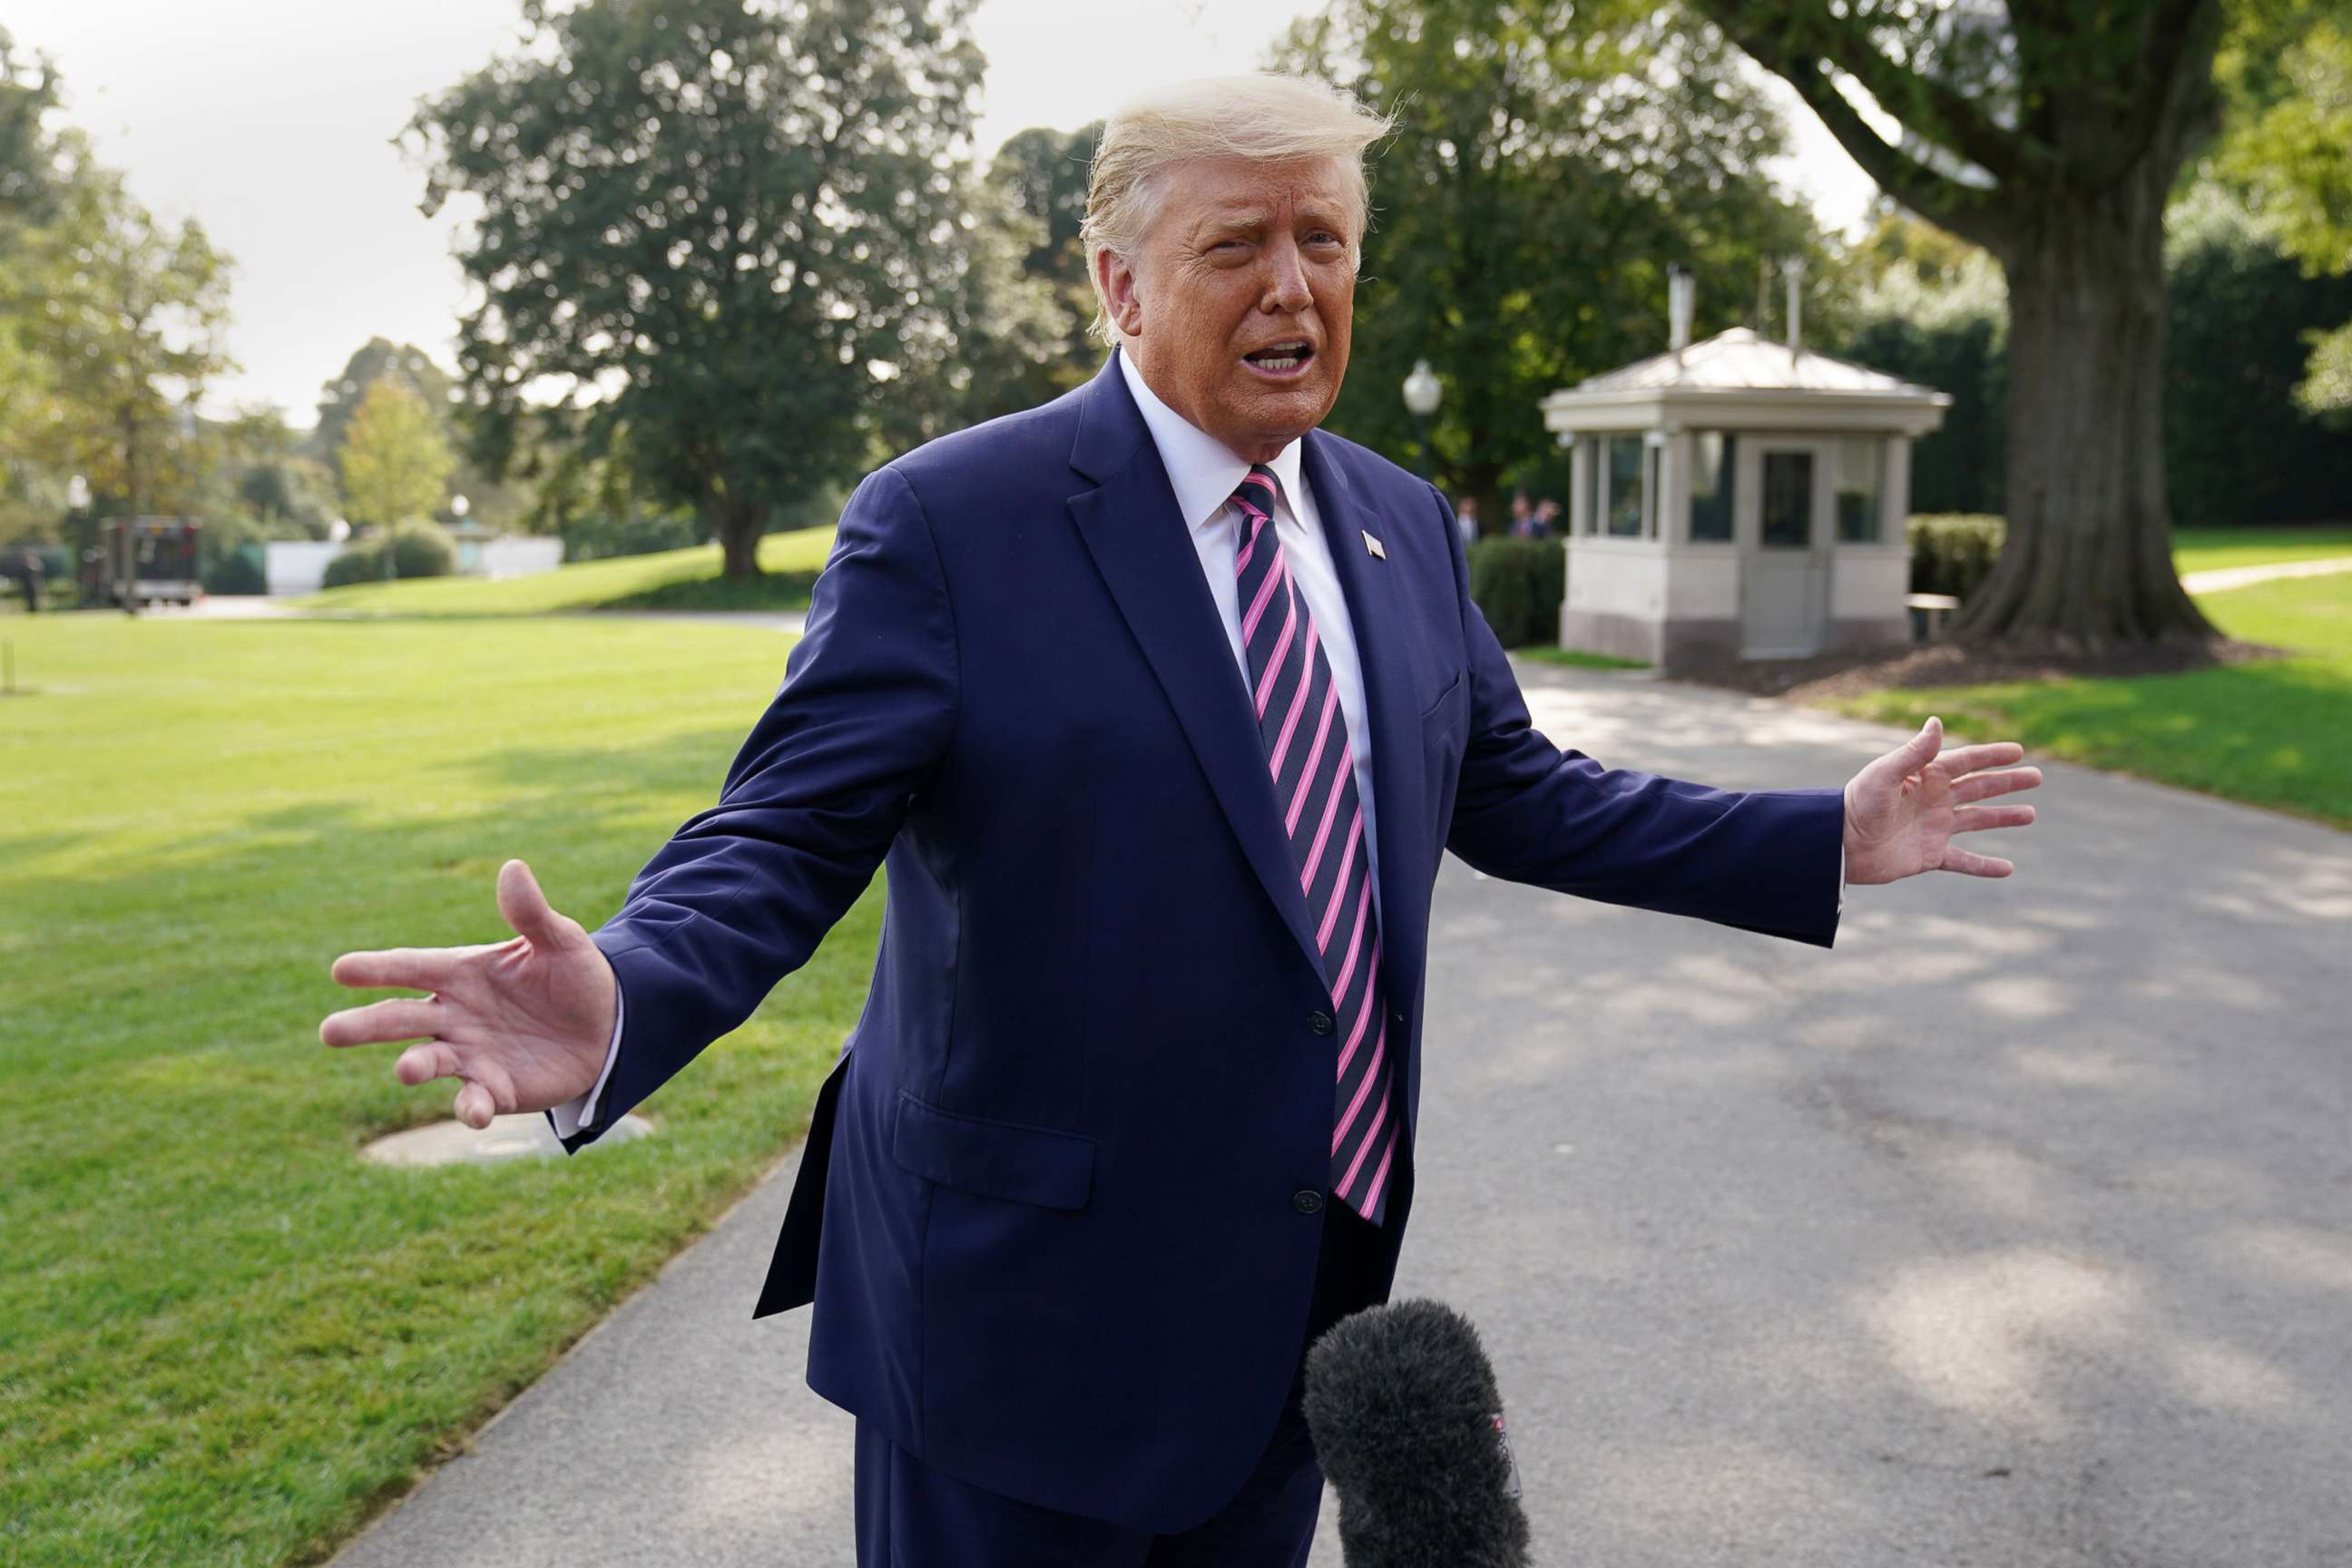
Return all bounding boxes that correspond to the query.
[554,351,1844,1532]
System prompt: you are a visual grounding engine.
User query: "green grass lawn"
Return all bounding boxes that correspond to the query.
[288,525,835,616]
[0,614,866,1565]
[2170,524,2352,575]
[1510,643,1651,671]
[1835,572,2352,828]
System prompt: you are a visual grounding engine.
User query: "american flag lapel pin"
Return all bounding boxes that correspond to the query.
[1362,530,1387,560]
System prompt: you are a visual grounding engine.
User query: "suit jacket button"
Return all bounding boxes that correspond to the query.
[1308,1010,1335,1036]
[1292,1190,1325,1214]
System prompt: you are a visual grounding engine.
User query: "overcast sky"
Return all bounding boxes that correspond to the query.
[10,0,1873,426]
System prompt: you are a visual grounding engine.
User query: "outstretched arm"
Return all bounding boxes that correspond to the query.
[320,464,956,1151]
[1429,484,2035,944]
[552,464,958,1150]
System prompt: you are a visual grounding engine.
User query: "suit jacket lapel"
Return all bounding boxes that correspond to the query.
[1299,429,1432,1013]
[1066,359,1328,981]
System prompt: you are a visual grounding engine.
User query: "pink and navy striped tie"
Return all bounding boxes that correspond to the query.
[1228,464,1399,1226]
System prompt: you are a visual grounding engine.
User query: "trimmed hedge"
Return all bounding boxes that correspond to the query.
[1466,536,1565,648]
[1468,517,2007,631]
[205,541,268,596]
[1906,513,2004,602]
[321,520,460,588]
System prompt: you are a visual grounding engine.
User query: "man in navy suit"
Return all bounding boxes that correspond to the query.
[323,73,2040,1565]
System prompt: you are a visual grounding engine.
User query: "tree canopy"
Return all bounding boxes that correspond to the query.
[337,378,455,533]
[2212,0,2352,418]
[1273,0,1820,520]
[407,0,1019,577]
[0,26,234,524]
[985,122,1102,391]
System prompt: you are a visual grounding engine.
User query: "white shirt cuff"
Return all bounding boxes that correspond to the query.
[547,989,623,1140]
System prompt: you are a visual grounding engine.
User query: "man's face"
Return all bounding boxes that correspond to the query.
[1100,155,1357,463]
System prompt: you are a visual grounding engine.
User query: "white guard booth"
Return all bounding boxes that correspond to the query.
[1540,326,1950,666]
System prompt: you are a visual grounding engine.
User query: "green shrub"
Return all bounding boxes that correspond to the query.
[198,512,270,594]
[1466,536,1565,648]
[321,519,460,588]
[321,542,385,589]
[558,507,705,563]
[1906,514,2005,601]
[205,541,268,595]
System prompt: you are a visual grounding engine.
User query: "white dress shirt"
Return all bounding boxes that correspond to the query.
[1115,348,1384,917]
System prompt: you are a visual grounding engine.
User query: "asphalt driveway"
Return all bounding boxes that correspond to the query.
[334,661,2352,1567]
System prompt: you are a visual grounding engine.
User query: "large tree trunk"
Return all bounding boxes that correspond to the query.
[1957,181,2214,649]
[716,495,763,581]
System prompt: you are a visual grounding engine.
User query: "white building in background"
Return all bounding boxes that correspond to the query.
[1540,269,1951,667]
[262,528,564,595]
[449,518,564,579]
[265,540,348,596]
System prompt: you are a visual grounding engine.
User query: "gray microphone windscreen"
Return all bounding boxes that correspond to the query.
[1302,1298,1534,1568]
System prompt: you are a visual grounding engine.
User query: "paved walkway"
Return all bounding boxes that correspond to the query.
[331,662,2350,1568]
[2177,554,2352,594]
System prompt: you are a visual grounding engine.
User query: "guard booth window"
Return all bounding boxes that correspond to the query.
[1690,433,1734,543]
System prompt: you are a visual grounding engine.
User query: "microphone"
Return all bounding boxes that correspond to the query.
[1302,1298,1534,1567]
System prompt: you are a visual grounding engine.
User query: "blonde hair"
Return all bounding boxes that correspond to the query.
[1081,74,1395,344]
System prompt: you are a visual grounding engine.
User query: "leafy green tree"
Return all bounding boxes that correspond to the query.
[985,123,1102,389]
[1690,0,2229,648]
[236,456,338,537]
[311,338,454,461]
[2,35,74,548]
[1,32,69,477]
[1273,0,1821,523]
[0,26,60,226]
[877,174,1074,446]
[1827,209,2010,515]
[0,33,234,564]
[407,0,990,579]
[5,153,234,514]
[2212,2,2352,420]
[337,378,454,534]
[2162,181,2352,524]
[1829,188,2352,531]
[311,338,536,533]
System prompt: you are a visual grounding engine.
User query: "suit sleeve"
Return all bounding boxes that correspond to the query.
[1429,484,1843,948]
[553,465,957,1152]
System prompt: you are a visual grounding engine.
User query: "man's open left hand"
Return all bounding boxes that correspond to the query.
[1842,716,2042,885]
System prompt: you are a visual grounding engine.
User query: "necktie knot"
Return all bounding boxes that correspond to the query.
[1228,464,1280,523]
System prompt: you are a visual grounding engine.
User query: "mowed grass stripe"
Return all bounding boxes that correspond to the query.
[2169,524,2352,576]
[1,615,869,1567]
[288,524,835,617]
[1836,571,2352,828]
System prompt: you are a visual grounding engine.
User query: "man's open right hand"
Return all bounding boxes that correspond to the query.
[319,858,618,1130]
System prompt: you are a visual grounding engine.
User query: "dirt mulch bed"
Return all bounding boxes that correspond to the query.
[1664,637,2286,705]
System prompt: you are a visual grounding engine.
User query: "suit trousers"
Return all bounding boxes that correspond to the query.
[851,1162,1410,1566]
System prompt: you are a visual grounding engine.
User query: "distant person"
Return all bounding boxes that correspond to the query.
[1534,498,1561,539]
[1453,494,1478,548]
[1508,491,1536,537]
[14,549,40,612]
[323,72,2042,1564]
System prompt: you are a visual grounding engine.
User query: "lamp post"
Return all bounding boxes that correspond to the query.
[1401,358,1441,484]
